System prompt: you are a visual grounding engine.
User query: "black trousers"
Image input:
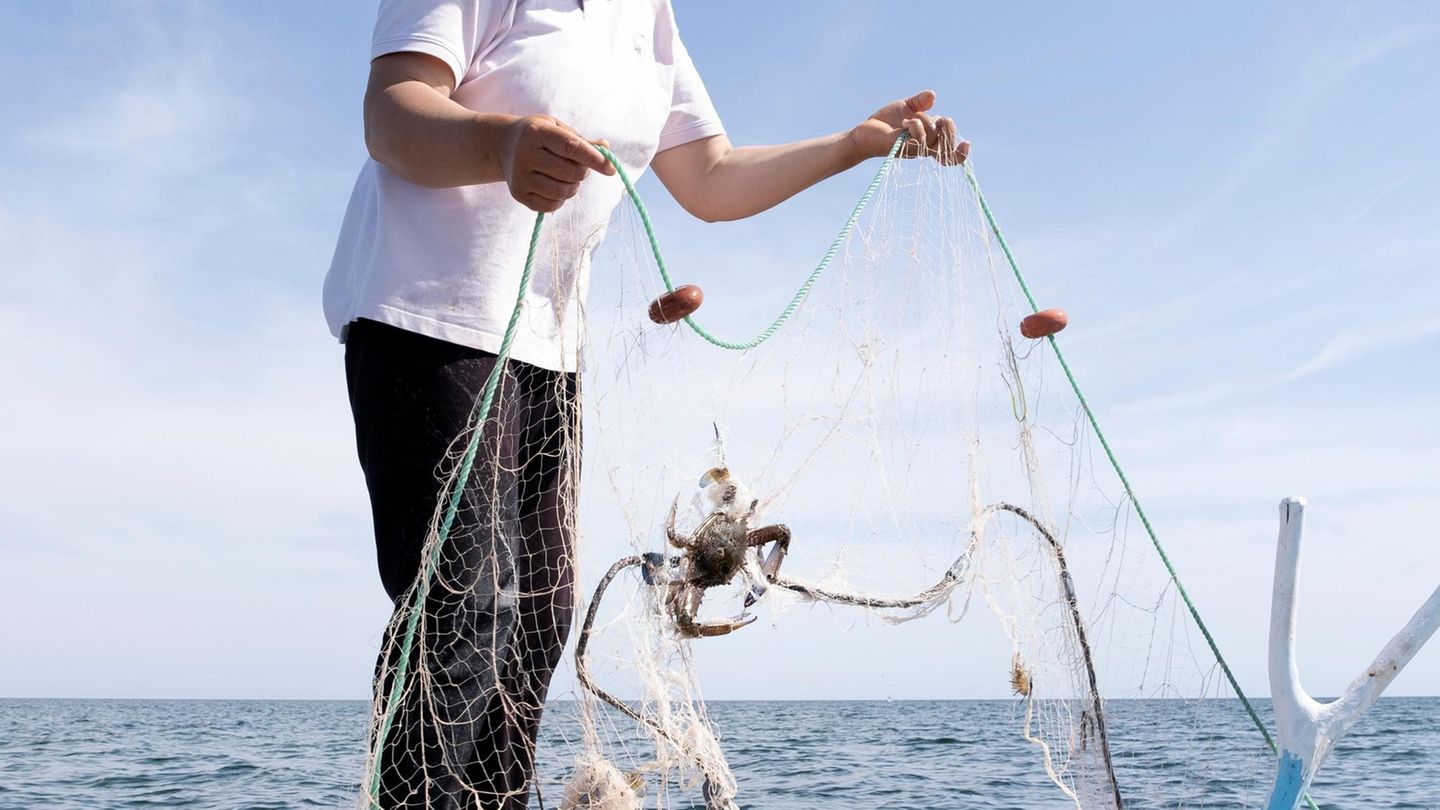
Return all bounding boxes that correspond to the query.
[345,319,579,810]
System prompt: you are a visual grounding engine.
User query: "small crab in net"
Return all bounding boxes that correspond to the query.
[643,467,790,638]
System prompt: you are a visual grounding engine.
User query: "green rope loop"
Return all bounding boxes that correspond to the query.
[594,134,904,351]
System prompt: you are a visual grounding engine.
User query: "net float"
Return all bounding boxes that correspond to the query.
[648,284,704,325]
[1020,308,1068,339]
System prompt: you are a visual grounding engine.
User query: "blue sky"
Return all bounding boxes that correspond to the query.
[0,1,1437,703]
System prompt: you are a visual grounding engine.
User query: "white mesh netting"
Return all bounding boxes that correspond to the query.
[361,147,1276,809]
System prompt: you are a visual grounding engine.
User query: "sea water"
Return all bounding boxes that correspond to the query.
[2,698,1436,808]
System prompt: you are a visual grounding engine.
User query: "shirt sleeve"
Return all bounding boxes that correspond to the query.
[371,0,512,89]
[657,10,726,152]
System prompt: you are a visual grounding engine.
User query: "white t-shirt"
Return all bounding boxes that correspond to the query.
[323,0,725,372]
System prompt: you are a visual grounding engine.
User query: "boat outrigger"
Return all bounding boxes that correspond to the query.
[1264,497,1440,809]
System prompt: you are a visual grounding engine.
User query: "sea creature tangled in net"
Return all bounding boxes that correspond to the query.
[360,138,1439,810]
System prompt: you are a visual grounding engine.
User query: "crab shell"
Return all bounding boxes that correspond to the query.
[685,512,751,589]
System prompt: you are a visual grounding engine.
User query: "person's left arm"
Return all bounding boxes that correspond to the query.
[651,90,969,224]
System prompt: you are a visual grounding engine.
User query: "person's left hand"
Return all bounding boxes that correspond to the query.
[850,90,969,165]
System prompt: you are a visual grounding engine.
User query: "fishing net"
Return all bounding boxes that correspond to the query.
[359,138,1278,809]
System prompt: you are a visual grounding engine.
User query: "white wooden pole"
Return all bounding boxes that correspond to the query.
[1266,497,1440,810]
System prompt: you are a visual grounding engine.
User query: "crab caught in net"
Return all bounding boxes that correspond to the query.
[648,466,790,638]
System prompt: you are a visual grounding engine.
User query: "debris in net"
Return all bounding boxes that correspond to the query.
[1011,653,1033,698]
[648,284,704,324]
[1020,308,1068,338]
[560,752,643,810]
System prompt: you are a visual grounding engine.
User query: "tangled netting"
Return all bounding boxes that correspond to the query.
[360,141,1281,809]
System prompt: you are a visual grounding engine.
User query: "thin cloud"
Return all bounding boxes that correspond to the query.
[1152,24,1436,244]
[1328,24,1435,75]
[1278,319,1440,384]
[22,9,247,174]
[1349,171,1417,223]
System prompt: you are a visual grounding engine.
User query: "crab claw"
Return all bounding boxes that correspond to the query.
[677,612,758,638]
[742,553,769,609]
[666,496,689,550]
[743,524,791,609]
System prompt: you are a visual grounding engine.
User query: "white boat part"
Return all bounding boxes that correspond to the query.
[1266,497,1440,809]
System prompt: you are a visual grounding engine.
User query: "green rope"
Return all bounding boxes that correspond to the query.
[370,131,1309,809]
[594,135,904,350]
[370,139,901,800]
[367,213,544,806]
[961,164,1319,810]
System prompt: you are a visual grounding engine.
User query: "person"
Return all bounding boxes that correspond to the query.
[324,1,968,807]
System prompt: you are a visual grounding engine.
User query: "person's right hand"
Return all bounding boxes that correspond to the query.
[851,90,968,165]
[499,115,616,213]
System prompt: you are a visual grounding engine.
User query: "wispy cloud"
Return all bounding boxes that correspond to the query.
[0,4,383,699]
[1349,171,1418,223]
[19,6,248,174]
[1327,23,1435,75]
[1149,22,1437,245]
[1279,319,1440,383]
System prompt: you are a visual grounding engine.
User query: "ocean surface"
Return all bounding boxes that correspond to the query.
[2,698,1437,809]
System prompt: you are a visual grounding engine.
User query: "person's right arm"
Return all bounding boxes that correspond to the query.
[363,51,614,212]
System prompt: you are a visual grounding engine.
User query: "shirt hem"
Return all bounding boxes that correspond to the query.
[341,303,581,374]
[657,120,727,153]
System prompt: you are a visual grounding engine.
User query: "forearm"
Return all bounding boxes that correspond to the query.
[655,90,965,225]
[364,81,516,188]
[662,132,865,223]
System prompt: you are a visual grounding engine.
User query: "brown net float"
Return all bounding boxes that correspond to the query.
[648,284,704,325]
[1020,308,1067,339]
